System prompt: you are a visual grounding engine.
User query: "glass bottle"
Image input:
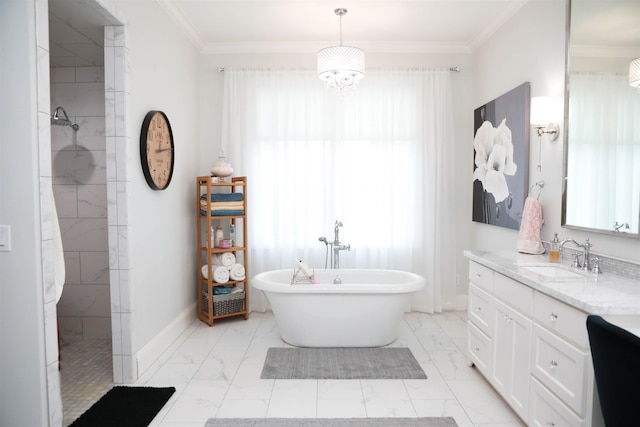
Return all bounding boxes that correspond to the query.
[549,233,561,263]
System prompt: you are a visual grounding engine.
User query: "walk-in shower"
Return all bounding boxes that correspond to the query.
[51,106,80,131]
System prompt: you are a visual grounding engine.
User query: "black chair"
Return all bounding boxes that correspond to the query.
[586,315,640,427]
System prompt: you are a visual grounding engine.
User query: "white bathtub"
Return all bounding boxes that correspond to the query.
[251,269,426,347]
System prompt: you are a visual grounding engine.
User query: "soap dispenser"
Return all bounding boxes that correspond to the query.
[549,233,561,263]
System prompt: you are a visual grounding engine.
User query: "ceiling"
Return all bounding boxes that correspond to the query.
[48,0,529,67]
[47,0,640,69]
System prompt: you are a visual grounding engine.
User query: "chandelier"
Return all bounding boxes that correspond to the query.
[317,8,365,91]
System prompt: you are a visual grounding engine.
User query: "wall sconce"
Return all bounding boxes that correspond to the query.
[530,96,560,171]
[629,58,640,88]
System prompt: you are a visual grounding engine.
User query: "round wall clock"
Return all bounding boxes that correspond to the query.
[140,110,174,190]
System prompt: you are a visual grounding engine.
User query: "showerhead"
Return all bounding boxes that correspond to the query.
[51,106,80,131]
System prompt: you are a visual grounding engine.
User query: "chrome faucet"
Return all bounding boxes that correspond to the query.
[560,238,593,271]
[332,220,350,269]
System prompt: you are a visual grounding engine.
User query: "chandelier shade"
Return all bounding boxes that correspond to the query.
[630,58,640,88]
[317,8,365,91]
[318,45,365,89]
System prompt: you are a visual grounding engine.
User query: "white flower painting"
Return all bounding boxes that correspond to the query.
[473,118,517,203]
[472,83,530,230]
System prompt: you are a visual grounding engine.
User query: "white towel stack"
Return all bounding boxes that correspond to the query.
[201,265,230,283]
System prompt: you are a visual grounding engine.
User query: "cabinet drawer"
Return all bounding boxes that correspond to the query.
[529,377,587,427]
[469,261,493,292]
[534,292,589,349]
[468,321,491,376]
[495,273,533,316]
[531,324,589,416]
[468,283,493,337]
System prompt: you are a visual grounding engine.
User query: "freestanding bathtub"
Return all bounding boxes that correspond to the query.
[252,269,426,347]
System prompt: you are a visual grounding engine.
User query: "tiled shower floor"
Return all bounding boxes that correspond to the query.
[59,338,113,426]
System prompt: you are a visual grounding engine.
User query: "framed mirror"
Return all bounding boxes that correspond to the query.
[563,0,640,237]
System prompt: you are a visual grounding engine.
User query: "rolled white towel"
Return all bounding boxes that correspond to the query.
[212,266,230,284]
[211,253,236,268]
[229,263,246,281]
[201,264,230,284]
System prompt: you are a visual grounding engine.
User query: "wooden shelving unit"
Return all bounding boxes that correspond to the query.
[196,176,249,325]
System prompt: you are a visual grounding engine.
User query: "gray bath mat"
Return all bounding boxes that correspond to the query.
[205,418,457,426]
[260,347,427,380]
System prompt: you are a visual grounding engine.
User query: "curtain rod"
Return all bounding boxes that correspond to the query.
[217,66,461,72]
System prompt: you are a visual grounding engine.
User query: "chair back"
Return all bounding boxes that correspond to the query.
[586,315,640,427]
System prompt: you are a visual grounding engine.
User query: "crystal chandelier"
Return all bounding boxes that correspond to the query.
[317,8,365,91]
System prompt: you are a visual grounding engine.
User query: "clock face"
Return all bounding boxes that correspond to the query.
[140,111,174,190]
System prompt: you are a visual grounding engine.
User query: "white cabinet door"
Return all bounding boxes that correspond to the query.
[492,298,532,421]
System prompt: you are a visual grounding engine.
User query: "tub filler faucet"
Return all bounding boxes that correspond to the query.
[332,220,350,269]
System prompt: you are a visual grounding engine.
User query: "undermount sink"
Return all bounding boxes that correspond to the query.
[521,265,583,279]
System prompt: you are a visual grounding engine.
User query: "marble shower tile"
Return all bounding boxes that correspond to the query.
[56,283,111,317]
[80,251,110,284]
[59,218,108,252]
[50,67,75,83]
[78,185,108,217]
[82,317,112,339]
[76,66,104,83]
[52,149,107,185]
[53,184,78,218]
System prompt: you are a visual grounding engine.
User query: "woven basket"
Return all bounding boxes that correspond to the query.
[203,290,245,315]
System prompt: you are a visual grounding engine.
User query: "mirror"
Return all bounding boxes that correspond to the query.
[563,0,640,237]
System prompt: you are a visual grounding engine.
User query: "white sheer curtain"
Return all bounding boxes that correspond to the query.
[567,72,640,232]
[222,68,456,313]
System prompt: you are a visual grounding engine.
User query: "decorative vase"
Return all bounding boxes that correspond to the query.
[210,152,233,181]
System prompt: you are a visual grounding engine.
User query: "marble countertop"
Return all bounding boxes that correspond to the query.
[464,250,640,316]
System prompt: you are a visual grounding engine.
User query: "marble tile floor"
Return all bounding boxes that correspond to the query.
[59,338,113,426]
[131,311,525,427]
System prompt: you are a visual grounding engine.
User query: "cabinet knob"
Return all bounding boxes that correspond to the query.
[473,346,480,352]
[546,422,555,427]
[475,306,482,312]
[475,273,481,278]
[549,312,558,322]
[549,360,558,369]
[503,315,512,322]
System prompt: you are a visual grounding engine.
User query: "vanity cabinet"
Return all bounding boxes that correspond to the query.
[196,176,249,326]
[468,263,532,421]
[466,260,600,427]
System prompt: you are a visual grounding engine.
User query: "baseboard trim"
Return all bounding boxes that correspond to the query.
[135,302,197,379]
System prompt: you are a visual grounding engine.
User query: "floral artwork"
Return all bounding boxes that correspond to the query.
[472,82,530,230]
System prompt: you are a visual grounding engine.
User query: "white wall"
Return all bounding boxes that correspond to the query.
[471,0,640,267]
[0,1,51,426]
[110,0,201,358]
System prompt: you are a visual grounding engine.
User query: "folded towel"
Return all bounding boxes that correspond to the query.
[200,192,244,202]
[213,286,232,295]
[212,252,236,268]
[201,209,245,217]
[200,200,244,210]
[229,263,246,281]
[517,196,545,254]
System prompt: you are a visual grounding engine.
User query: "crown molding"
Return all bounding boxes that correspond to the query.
[469,0,528,50]
[201,41,472,55]
[156,0,207,52]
